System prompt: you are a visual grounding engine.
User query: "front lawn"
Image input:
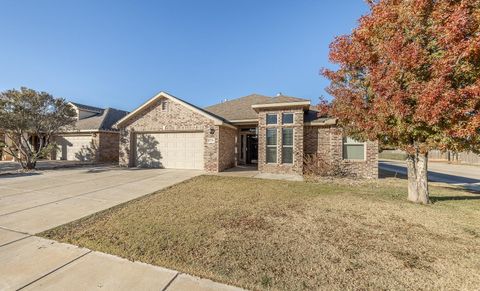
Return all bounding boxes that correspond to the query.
[41,176,480,290]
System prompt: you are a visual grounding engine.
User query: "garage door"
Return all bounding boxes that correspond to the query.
[135,132,204,170]
[55,135,94,161]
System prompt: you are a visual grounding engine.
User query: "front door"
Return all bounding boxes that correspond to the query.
[246,135,258,164]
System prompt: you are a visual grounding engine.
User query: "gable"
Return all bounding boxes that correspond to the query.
[116,92,233,130]
[118,96,215,131]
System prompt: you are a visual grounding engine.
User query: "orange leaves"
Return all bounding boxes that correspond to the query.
[322,0,480,152]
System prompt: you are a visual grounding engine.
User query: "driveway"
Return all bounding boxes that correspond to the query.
[379,160,480,192]
[0,167,242,291]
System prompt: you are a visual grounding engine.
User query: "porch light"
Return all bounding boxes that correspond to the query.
[210,128,215,135]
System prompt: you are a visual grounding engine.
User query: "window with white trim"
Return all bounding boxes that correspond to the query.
[282,128,293,163]
[342,137,365,160]
[266,114,277,125]
[282,113,294,124]
[266,128,277,163]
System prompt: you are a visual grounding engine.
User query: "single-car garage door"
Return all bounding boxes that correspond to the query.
[135,132,204,170]
[56,135,94,161]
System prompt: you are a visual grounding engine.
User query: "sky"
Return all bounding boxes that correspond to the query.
[0,0,370,111]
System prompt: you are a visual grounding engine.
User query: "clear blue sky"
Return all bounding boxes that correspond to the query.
[0,0,369,111]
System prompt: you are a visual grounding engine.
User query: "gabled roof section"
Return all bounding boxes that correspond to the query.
[73,107,129,131]
[116,91,235,128]
[204,94,271,121]
[69,102,103,113]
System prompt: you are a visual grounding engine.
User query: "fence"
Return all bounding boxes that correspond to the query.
[380,149,480,165]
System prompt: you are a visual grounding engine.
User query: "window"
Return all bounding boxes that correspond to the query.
[161,101,168,111]
[343,137,365,160]
[266,114,277,125]
[282,128,294,163]
[266,128,277,163]
[282,113,294,124]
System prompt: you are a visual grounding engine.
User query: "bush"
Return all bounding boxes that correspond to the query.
[303,153,347,177]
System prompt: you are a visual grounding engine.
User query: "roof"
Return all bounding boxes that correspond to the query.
[204,94,272,121]
[304,106,337,125]
[72,107,129,131]
[116,91,236,129]
[205,94,311,121]
[262,95,310,104]
[69,102,103,113]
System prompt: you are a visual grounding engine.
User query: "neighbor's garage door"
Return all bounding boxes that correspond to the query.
[56,135,94,161]
[135,132,204,170]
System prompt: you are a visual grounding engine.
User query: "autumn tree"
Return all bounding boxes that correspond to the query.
[323,0,480,204]
[0,87,77,169]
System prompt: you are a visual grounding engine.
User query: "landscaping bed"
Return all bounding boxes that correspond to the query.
[41,175,480,290]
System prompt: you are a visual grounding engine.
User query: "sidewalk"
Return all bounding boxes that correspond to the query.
[0,232,245,291]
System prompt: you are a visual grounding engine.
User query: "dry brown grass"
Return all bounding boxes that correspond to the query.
[40,175,480,291]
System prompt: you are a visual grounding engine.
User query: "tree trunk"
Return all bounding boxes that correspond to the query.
[406,154,419,202]
[416,152,430,204]
[406,151,430,204]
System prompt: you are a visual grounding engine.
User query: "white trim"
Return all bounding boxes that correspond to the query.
[230,119,258,124]
[252,101,310,110]
[265,128,278,164]
[281,127,294,164]
[342,137,367,161]
[115,91,236,129]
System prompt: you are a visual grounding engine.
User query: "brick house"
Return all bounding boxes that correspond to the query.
[53,102,128,163]
[116,92,378,178]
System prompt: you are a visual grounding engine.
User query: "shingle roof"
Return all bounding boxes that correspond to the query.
[205,94,312,121]
[69,102,103,113]
[204,94,272,121]
[72,107,129,131]
[262,95,310,104]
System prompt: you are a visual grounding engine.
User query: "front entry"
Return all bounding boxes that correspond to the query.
[239,128,258,165]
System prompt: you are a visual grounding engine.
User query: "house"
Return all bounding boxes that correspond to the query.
[116,91,378,178]
[53,102,128,163]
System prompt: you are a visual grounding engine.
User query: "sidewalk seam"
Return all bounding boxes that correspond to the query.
[16,250,93,290]
[161,272,181,291]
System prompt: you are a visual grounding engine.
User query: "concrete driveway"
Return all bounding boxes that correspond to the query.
[380,160,480,192]
[0,167,243,291]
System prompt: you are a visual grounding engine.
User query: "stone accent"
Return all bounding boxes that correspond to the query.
[258,107,304,175]
[118,97,232,172]
[304,126,378,179]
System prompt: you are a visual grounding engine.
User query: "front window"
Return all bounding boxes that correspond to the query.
[343,137,365,160]
[282,128,293,163]
[266,128,277,163]
[266,114,277,125]
[282,113,294,124]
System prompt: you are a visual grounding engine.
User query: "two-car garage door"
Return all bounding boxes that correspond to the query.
[135,132,204,170]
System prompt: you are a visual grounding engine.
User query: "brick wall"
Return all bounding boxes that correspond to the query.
[218,126,237,171]
[258,107,304,175]
[118,97,230,172]
[304,126,378,179]
[95,132,120,163]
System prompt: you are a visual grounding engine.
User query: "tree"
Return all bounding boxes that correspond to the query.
[0,87,77,169]
[322,0,480,204]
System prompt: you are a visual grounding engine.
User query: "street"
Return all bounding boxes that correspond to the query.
[380,160,480,192]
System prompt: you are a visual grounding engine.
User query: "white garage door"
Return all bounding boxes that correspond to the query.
[55,135,94,161]
[135,132,204,170]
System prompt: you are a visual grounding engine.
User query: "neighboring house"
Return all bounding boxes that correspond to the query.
[0,131,14,161]
[116,92,378,178]
[53,102,128,163]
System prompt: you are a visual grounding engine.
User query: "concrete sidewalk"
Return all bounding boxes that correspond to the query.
[0,166,245,290]
[0,233,244,291]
